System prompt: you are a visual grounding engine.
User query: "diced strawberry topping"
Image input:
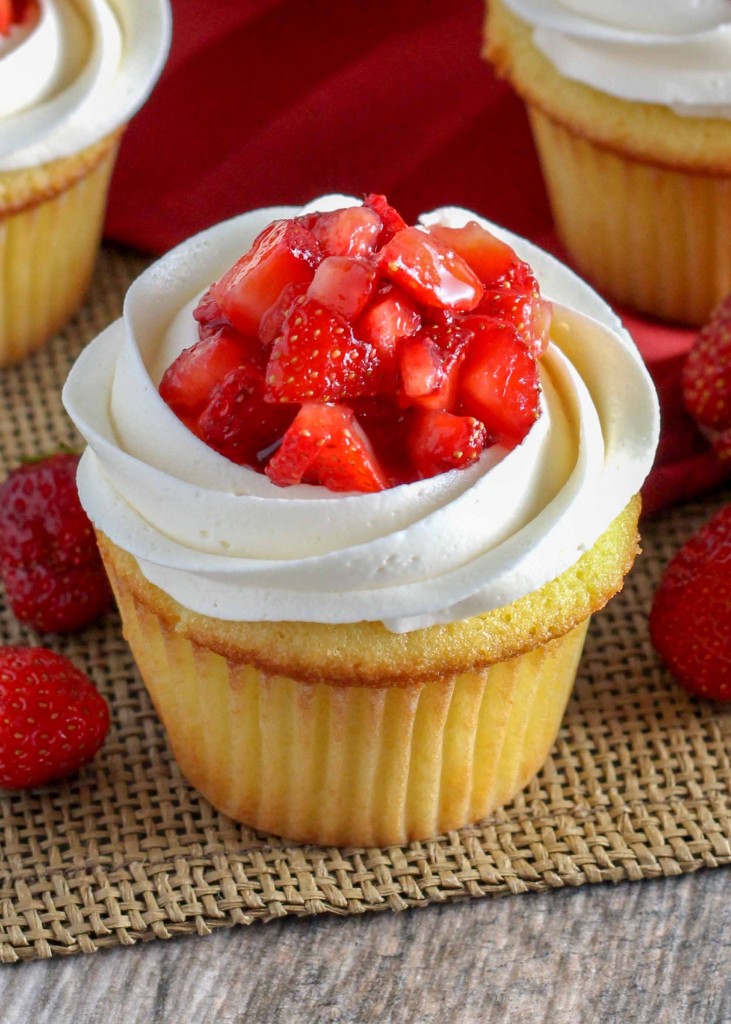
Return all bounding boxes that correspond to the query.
[258,282,309,347]
[196,365,298,468]
[459,319,540,447]
[158,196,551,493]
[193,288,228,335]
[265,298,378,404]
[405,319,474,412]
[379,227,484,312]
[0,0,30,34]
[266,403,387,492]
[300,206,381,258]
[428,220,523,289]
[363,194,407,244]
[211,219,322,337]
[408,411,488,478]
[159,327,260,418]
[354,285,421,366]
[307,256,378,321]
[399,333,445,399]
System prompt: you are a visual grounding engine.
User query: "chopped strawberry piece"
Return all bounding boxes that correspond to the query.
[348,398,416,486]
[193,288,228,336]
[428,220,524,289]
[355,285,421,363]
[478,278,553,358]
[197,365,298,468]
[458,319,540,447]
[405,319,474,412]
[363,194,407,244]
[307,256,378,321]
[0,0,12,34]
[299,206,381,258]
[399,333,445,399]
[211,219,322,337]
[379,227,483,312]
[266,403,387,492]
[265,298,378,403]
[159,327,261,418]
[259,282,309,347]
[408,411,488,478]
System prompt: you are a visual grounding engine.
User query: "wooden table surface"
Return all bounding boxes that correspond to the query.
[1,864,728,1023]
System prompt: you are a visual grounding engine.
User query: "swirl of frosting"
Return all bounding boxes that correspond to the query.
[501,0,731,116]
[0,0,171,171]
[62,196,659,633]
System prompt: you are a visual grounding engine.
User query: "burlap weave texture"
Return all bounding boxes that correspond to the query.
[1,249,729,963]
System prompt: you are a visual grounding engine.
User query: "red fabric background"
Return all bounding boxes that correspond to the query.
[103,0,730,513]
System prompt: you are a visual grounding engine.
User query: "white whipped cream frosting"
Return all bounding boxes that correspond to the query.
[502,0,731,117]
[0,0,171,171]
[62,195,659,633]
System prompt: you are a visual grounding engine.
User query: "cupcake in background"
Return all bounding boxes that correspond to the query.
[0,0,171,366]
[484,0,731,326]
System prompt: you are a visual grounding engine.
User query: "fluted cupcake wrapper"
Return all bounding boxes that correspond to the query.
[107,556,589,848]
[0,131,122,367]
[529,107,731,327]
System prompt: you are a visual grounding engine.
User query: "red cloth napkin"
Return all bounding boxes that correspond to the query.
[104,0,730,513]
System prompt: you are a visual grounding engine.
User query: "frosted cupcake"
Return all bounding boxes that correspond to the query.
[485,0,731,326]
[63,194,659,847]
[0,0,171,366]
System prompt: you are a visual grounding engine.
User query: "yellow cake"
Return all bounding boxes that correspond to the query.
[485,0,731,326]
[98,496,639,847]
[62,196,660,847]
[0,0,170,366]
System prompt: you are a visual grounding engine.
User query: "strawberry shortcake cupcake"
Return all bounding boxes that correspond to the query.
[0,0,171,365]
[63,194,659,846]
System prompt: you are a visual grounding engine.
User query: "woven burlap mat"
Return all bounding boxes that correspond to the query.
[0,247,729,964]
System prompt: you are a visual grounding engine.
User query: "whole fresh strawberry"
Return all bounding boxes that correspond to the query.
[649,504,731,701]
[682,294,731,461]
[0,454,112,633]
[0,647,109,788]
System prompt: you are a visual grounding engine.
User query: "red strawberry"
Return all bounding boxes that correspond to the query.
[702,422,731,462]
[399,332,445,399]
[299,206,381,258]
[306,255,378,321]
[0,454,112,633]
[363,194,407,243]
[428,220,523,289]
[403,318,473,412]
[211,219,322,336]
[159,326,261,419]
[266,403,387,492]
[347,398,416,486]
[458,319,541,447]
[682,294,731,435]
[197,364,298,468]
[408,411,488,478]
[0,0,11,34]
[649,504,731,701]
[0,647,109,789]
[193,288,228,335]
[258,281,309,346]
[379,227,484,312]
[265,298,378,403]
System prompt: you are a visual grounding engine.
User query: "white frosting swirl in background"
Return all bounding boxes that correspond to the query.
[62,196,659,633]
[0,0,171,171]
[502,0,731,117]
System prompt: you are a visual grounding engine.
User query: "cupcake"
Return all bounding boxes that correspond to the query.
[62,194,659,847]
[485,0,731,326]
[0,0,171,366]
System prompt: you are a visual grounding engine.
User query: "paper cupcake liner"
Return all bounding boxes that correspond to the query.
[0,131,122,366]
[528,107,731,326]
[102,542,589,847]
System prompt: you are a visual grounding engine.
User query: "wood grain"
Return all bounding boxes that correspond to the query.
[1,868,728,1023]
